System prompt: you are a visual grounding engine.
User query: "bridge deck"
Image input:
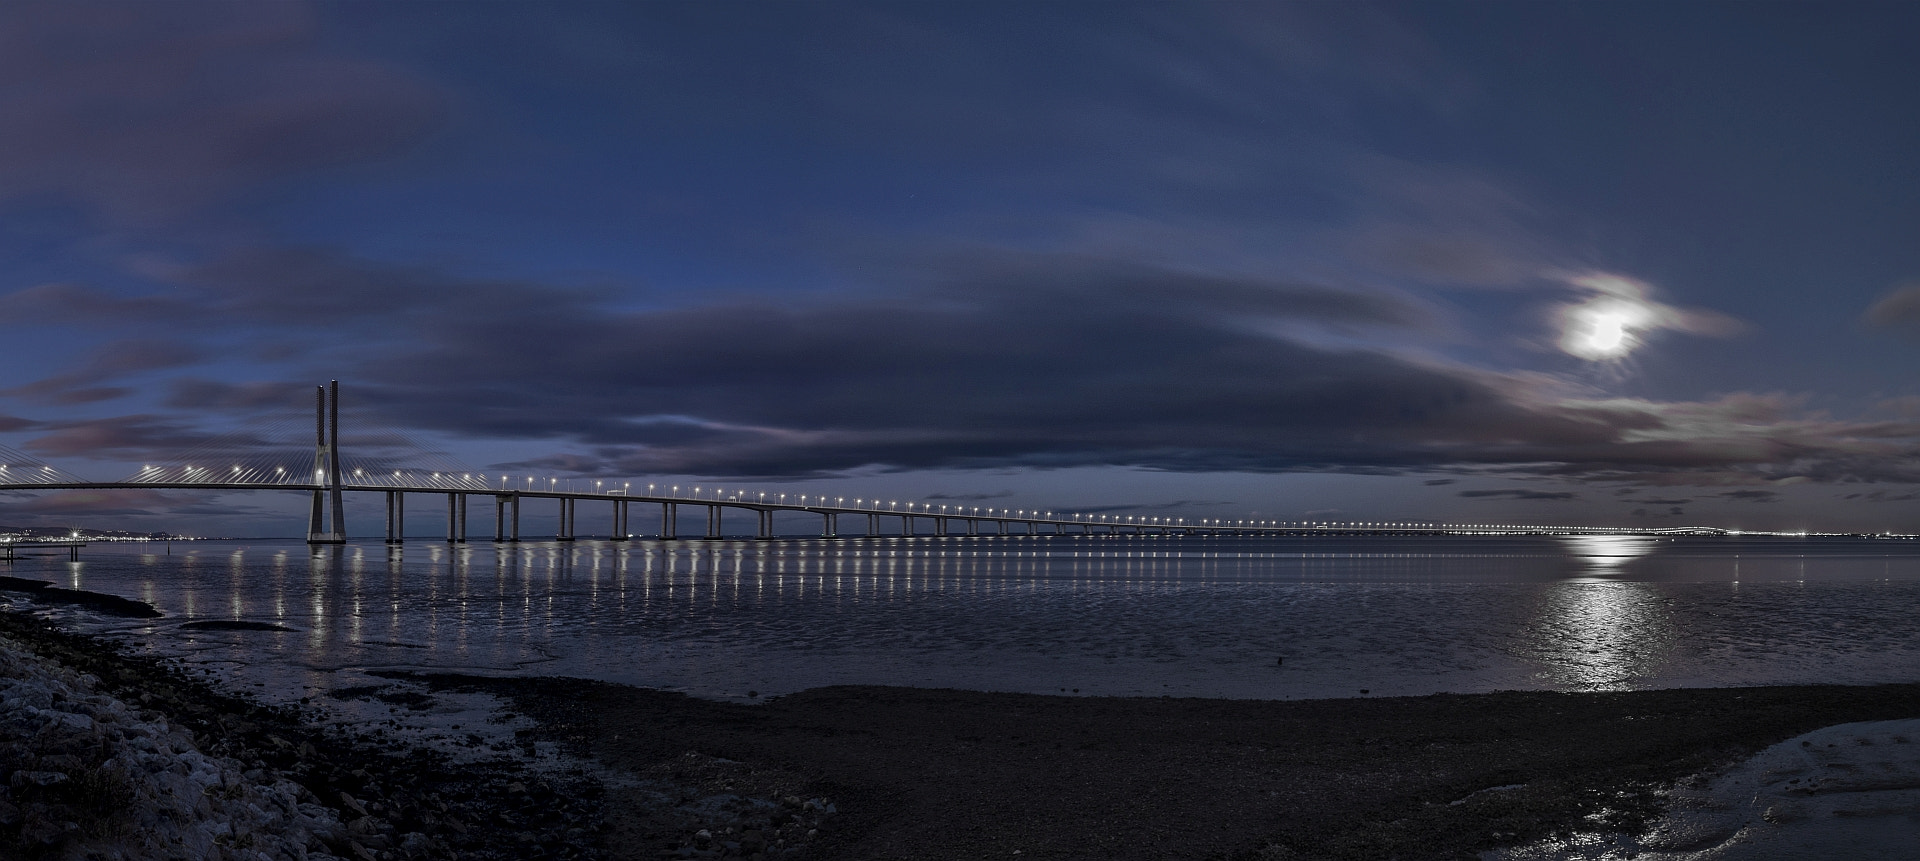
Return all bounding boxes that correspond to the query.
[2,541,87,561]
[0,479,1712,539]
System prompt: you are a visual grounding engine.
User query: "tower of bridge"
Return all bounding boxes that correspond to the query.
[306,381,347,544]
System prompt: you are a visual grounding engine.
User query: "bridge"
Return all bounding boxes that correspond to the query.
[0,381,1715,545]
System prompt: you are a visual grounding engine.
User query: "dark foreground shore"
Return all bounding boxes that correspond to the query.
[0,608,604,861]
[4,604,1920,860]
[425,675,1920,860]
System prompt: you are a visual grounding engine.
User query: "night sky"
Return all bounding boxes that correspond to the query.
[4,1,1920,535]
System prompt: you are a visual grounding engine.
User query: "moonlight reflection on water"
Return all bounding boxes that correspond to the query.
[1522,535,1678,690]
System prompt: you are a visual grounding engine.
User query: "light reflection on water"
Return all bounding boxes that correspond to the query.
[1527,536,1671,690]
[7,535,1920,705]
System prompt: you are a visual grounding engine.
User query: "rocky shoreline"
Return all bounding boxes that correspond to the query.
[1,623,342,859]
[0,607,604,861]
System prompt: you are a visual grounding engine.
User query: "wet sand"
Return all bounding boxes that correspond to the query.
[420,675,1920,860]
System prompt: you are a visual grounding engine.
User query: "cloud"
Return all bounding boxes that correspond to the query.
[164,378,311,411]
[1628,506,1687,518]
[1061,499,1232,514]
[0,284,196,326]
[1457,489,1577,501]
[0,2,445,223]
[3,338,203,404]
[1714,489,1780,503]
[1841,490,1918,502]
[1423,478,1457,485]
[1623,497,1693,505]
[12,245,1920,490]
[926,490,1015,501]
[1345,159,1550,288]
[20,415,220,460]
[1865,282,1920,335]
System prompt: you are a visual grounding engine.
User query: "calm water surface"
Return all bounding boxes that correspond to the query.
[9,534,1920,706]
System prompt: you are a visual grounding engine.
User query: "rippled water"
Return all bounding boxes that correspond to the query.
[8,534,1920,705]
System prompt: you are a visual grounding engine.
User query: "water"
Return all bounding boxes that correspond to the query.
[7,534,1920,707]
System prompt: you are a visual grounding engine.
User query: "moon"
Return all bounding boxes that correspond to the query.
[1561,299,1653,360]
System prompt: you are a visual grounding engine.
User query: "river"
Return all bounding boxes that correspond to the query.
[7,533,1919,707]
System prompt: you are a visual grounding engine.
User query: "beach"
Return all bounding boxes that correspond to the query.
[6,603,1920,860]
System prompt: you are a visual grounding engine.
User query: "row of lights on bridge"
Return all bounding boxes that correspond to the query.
[122,464,1592,532]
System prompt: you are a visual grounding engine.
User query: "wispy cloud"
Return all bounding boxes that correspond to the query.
[1458,489,1577,501]
[0,3,444,224]
[1865,282,1920,336]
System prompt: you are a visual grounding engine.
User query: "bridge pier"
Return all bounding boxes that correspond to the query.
[385,491,405,544]
[967,519,978,536]
[611,499,628,541]
[866,513,877,537]
[821,511,835,538]
[756,509,773,540]
[492,494,519,542]
[447,492,468,543]
[705,504,720,539]
[662,502,677,539]
[557,497,575,541]
[901,514,913,537]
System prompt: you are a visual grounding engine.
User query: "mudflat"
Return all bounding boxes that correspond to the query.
[425,676,1920,860]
